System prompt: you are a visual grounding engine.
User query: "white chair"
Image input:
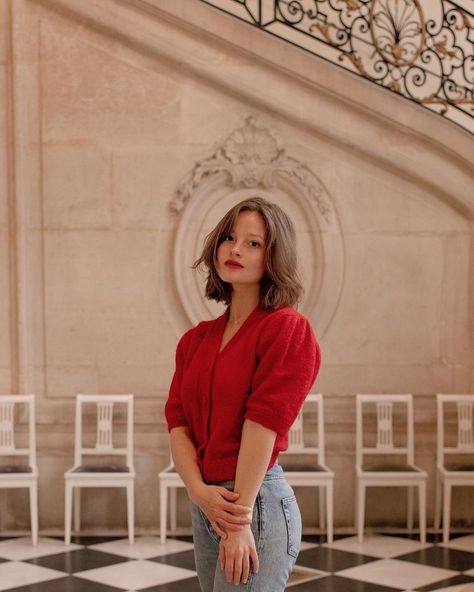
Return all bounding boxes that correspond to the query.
[355,394,427,543]
[64,394,135,544]
[158,456,187,544]
[158,394,335,544]
[280,394,335,543]
[0,395,38,545]
[435,393,474,542]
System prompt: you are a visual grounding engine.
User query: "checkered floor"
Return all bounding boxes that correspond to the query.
[0,533,474,591]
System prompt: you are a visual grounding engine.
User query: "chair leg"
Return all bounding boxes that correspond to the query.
[170,487,177,533]
[442,482,452,543]
[357,481,366,543]
[434,472,442,530]
[407,486,414,531]
[29,483,39,546]
[74,488,81,533]
[127,482,135,544]
[160,481,167,545]
[65,482,73,544]
[319,487,326,531]
[418,481,426,544]
[326,481,334,544]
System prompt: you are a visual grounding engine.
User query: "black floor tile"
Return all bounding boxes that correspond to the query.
[139,577,202,592]
[149,550,197,571]
[287,574,402,591]
[396,545,474,571]
[165,536,194,544]
[25,548,131,573]
[297,547,378,572]
[5,575,124,592]
[416,573,474,591]
[68,535,125,545]
[301,534,330,544]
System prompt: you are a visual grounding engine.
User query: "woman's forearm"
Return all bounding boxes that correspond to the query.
[170,426,253,535]
[169,426,205,501]
[233,419,277,507]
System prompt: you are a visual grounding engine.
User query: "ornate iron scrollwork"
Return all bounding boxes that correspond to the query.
[199,0,474,133]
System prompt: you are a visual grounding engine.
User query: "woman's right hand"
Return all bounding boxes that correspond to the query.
[190,483,252,538]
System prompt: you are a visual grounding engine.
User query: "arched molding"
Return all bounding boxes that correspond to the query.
[169,117,344,336]
[32,0,474,219]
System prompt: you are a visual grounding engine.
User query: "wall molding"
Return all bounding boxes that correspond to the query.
[170,116,344,336]
[31,0,474,219]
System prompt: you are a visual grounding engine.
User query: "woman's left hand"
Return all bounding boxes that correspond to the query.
[219,524,260,585]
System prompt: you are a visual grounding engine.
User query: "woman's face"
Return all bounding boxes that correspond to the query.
[216,210,266,288]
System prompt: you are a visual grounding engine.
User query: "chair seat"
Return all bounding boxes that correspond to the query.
[0,465,33,473]
[361,463,420,472]
[158,468,185,487]
[283,461,330,472]
[72,465,130,473]
[443,464,474,472]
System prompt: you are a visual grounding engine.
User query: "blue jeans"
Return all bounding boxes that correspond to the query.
[189,463,301,591]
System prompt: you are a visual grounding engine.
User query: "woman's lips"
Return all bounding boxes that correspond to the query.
[224,260,244,268]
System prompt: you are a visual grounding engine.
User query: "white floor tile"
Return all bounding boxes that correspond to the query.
[324,534,433,558]
[433,585,474,592]
[300,541,319,551]
[0,536,83,560]
[75,559,196,588]
[287,565,328,587]
[440,535,474,553]
[88,536,194,559]
[0,561,64,591]
[337,558,458,590]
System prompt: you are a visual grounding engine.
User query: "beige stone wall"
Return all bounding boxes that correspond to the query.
[1,0,473,535]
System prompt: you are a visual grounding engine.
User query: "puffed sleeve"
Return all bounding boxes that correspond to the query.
[244,313,321,436]
[164,335,189,431]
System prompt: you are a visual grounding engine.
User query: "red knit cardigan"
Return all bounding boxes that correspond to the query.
[165,304,321,482]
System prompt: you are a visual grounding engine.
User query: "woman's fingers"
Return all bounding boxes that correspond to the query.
[220,511,252,525]
[219,541,225,571]
[211,520,227,539]
[250,546,259,574]
[222,501,252,515]
[217,487,240,501]
[225,556,235,584]
[241,554,250,584]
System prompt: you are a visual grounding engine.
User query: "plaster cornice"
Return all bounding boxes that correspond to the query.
[31,0,474,218]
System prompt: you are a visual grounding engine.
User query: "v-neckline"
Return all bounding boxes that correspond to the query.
[216,304,260,358]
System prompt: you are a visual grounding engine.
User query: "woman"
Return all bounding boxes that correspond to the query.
[165,196,321,591]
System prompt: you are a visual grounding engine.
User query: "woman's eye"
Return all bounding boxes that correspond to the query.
[249,241,261,248]
[224,235,234,241]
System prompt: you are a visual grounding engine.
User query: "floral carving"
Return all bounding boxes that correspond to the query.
[170,117,331,221]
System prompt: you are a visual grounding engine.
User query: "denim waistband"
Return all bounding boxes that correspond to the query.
[205,463,284,488]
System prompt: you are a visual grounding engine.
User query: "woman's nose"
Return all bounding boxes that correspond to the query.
[231,243,241,256]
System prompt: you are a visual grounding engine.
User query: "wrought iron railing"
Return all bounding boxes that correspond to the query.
[198,0,474,134]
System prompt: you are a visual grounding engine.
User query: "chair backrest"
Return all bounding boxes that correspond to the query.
[356,394,415,467]
[0,395,36,468]
[437,393,474,466]
[286,394,326,465]
[74,394,134,468]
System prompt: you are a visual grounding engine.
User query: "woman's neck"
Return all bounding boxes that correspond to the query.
[228,286,260,326]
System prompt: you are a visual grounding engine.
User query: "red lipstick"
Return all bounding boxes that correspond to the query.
[224,259,243,268]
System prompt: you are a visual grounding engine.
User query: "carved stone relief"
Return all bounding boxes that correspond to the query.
[169,117,344,337]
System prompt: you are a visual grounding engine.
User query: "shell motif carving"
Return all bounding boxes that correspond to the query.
[170,116,331,223]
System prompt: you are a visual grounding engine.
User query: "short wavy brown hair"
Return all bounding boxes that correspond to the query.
[193,197,303,309]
